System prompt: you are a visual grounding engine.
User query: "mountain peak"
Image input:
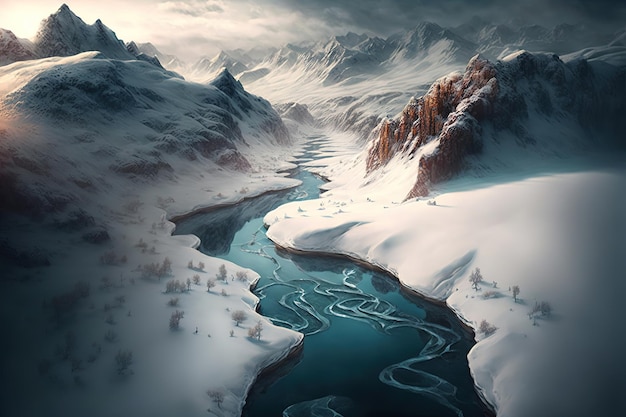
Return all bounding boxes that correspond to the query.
[34,5,132,60]
[211,68,244,96]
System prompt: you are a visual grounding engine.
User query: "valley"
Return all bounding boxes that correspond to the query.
[1,3,625,417]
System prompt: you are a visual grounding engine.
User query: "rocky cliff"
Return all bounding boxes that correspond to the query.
[366,51,626,199]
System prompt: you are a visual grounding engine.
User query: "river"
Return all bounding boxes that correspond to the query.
[174,134,489,417]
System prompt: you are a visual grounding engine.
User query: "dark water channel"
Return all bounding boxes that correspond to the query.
[174,135,489,417]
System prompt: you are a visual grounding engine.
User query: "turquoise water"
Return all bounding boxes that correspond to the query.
[174,136,489,417]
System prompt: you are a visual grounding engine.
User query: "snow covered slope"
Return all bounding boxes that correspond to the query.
[365,51,626,199]
[0,28,36,65]
[0,10,302,416]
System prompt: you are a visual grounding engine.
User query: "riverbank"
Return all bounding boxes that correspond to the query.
[264,165,626,417]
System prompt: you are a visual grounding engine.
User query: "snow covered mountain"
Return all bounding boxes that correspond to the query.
[0,4,171,69]
[0,7,298,416]
[0,54,291,222]
[0,29,36,65]
[188,50,249,83]
[33,4,132,60]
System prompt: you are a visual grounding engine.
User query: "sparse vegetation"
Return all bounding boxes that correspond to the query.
[478,319,497,335]
[236,271,248,282]
[169,310,184,330]
[198,261,205,271]
[186,277,191,291]
[188,260,194,269]
[168,297,179,307]
[207,390,225,409]
[207,278,216,292]
[165,279,187,293]
[231,310,247,326]
[141,257,172,280]
[512,285,520,302]
[193,274,201,285]
[217,264,228,281]
[104,330,118,343]
[482,290,499,299]
[469,267,483,291]
[221,289,228,297]
[49,281,91,319]
[248,321,263,340]
[115,349,133,375]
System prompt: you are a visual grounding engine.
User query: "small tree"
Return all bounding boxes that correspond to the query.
[217,264,228,281]
[207,390,224,409]
[186,277,191,291]
[512,285,520,302]
[115,349,133,375]
[469,267,483,291]
[206,278,216,292]
[193,274,201,285]
[168,297,179,307]
[231,310,247,326]
[198,261,205,271]
[188,260,194,269]
[248,321,263,340]
[169,310,184,330]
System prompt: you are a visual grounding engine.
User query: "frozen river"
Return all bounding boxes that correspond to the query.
[174,135,489,417]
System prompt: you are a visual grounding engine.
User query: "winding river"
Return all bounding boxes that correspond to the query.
[174,135,489,417]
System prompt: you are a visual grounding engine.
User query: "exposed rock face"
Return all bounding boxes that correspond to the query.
[365,51,626,199]
[0,29,36,66]
[366,55,497,175]
[34,4,132,60]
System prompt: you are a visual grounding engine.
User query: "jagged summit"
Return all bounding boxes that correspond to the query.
[0,29,36,65]
[211,68,244,96]
[33,4,132,60]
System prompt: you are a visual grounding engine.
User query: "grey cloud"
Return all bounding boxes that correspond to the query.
[273,0,626,35]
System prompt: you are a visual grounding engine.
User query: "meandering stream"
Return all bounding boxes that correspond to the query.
[174,135,489,417]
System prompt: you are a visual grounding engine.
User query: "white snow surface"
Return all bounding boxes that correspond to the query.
[0,52,303,417]
[265,134,626,416]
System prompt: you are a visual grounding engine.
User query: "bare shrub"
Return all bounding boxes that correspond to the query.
[143,258,172,280]
[248,321,263,340]
[193,274,201,285]
[207,390,224,409]
[478,319,497,335]
[236,271,248,282]
[100,251,118,265]
[114,295,126,307]
[198,261,205,271]
[482,290,499,299]
[540,301,552,317]
[104,330,118,343]
[169,310,184,330]
[188,260,194,269]
[115,349,133,375]
[168,297,179,307]
[231,310,247,326]
[186,277,191,291]
[105,314,116,325]
[207,278,215,292]
[221,289,228,297]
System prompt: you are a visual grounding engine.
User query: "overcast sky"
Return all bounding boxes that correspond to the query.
[1,0,624,62]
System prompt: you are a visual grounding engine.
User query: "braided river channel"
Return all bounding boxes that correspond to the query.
[174,135,490,417]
